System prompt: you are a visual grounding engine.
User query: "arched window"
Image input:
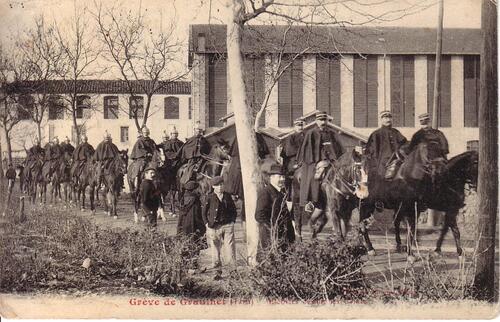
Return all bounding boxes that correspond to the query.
[164,96,179,119]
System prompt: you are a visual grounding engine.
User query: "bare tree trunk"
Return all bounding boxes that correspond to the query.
[36,122,42,142]
[473,0,498,302]
[0,138,4,177]
[72,108,80,145]
[3,127,12,164]
[226,0,264,266]
[142,94,153,129]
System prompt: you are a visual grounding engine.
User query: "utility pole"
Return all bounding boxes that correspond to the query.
[428,0,444,227]
[473,0,498,302]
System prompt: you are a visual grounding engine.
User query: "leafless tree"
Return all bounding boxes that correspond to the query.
[93,1,190,131]
[17,15,64,143]
[54,4,102,145]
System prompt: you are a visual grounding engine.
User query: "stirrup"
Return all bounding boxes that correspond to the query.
[304,202,314,213]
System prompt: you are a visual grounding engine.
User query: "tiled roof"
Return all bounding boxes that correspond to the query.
[189,24,481,55]
[7,80,191,95]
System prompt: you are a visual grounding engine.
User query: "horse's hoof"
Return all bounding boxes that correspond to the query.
[91,210,96,216]
[134,212,138,223]
[113,215,118,220]
[395,245,402,253]
[141,216,146,222]
[407,255,416,264]
[106,212,111,217]
[367,249,376,256]
[432,250,442,258]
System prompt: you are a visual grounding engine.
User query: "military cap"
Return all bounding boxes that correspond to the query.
[293,119,305,126]
[170,126,179,134]
[185,181,199,191]
[144,165,156,172]
[210,176,224,186]
[193,121,203,130]
[380,110,392,118]
[418,113,431,121]
[315,111,329,120]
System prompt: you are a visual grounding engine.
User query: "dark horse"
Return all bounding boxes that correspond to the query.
[358,143,449,260]
[292,150,368,240]
[97,151,128,218]
[424,150,478,257]
[73,158,100,212]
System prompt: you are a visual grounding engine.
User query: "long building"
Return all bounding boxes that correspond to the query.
[2,80,192,157]
[189,24,481,156]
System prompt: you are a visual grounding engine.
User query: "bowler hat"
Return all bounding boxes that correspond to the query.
[185,181,199,191]
[380,110,392,118]
[264,163,283,175]
[144,166,156,172]
[210,176,224,186]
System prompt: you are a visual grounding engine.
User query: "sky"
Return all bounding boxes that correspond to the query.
[0,0,482,77]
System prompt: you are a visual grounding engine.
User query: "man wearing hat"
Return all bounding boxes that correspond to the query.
[178,122,211,184]
[60,136,75,158]
[365,110,407,183]
[255,163,295,253]
[71,134,95,184]
[281,118,305,176]
[93,131,120,185]
[140,166,162,228]
[408,113,449,159]
[202,176,237,269]
[25,137,44,183]
[43,137,63,177]
[296,111,344,219]
[131,126,158,169]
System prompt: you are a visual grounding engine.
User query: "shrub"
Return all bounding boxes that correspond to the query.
[249,239,369,302]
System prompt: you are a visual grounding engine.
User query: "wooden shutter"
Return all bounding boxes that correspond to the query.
[464,55,479,127]
[291,58,303,122]
[278,59,292,127]
[164,97,179,119]
[329,57,341,125]
[403,56,415,126]
[353,56,368,127]
[427,55,451,127]
[366,56,378,127]
[391,56,404,126]
[208,55,227,127]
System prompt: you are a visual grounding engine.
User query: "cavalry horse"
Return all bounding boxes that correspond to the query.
[357,142,448,260]
[72,157,99,212]
[97,151,128,218]
[38,153,71,204]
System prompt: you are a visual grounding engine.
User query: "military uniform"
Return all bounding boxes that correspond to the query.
[94,138,120,182]
[71,141,95,180]
[178,132,211,184]
[408,128,449,158]
[60,141,75,158]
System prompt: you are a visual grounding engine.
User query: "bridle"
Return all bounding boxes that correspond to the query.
[331,161,365,198]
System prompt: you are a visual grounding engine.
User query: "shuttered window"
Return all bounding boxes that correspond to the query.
[208,54,227,127]
[18,94,34,120]
[244,55,265,127]
[188,97,192,119]
[391,56,415,127]
[464,55,480,127]
[278,56,303,127]
[48,95,65,120]
[129,96,144,119]
[353,56,378,128]
[76,95,90,119]
[316,54,341,125]
[104,96,119,119]
[427,55,451,127]
[164,96,180,119]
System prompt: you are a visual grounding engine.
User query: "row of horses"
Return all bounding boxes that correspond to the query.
[19,141,478,261]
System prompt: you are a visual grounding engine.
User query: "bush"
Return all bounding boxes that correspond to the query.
[249,239,369,302]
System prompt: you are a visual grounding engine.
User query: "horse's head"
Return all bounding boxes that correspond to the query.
[448,150,479,191]
[417,143,448,181]
[326,149,369,200]
[116,150,129,175]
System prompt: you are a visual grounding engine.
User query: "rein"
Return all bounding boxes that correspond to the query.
[331,163,361,197]
[201,154,226,166]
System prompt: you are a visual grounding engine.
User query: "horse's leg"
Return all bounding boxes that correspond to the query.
[104,186,110,217]
[406,210,417,262]
[359,202,376,255]
[293,204,303,241]
[394,213,403,253]
[89,184,96,215]
[447,209,463,257]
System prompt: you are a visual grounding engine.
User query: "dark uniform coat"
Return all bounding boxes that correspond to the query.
[73,142,95,161]
[60,142,75,157]
[408,128,449,158]
[280,131,305,174]
[44,143,62,161]
[131,137,157,160]
[297,126,344,207]
[162,138,184,156]
[177,190,206,236]
[28,145,44,159]
[255,184,295,249]
[365,126,407,180]
[178,135,210,162]
[94,141,120,161]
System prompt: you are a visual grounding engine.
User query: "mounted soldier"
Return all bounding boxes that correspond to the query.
[177,122,211,184]
[365,110,408,182]
[160,127,184,165]
[408,113,449,160]
[130,126,158,173]
[93,132,120,186]
[25,137,44,177]
[296,111,344,222]
[60,136,75,158]
[43,137,63,177]
[71,134,95,185]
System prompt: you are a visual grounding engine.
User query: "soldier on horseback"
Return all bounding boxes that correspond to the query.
[94,132,120,186]
[60,136,75,158]
[162,127,184,159]
[131,126,158,178]
[71,134,95,185]
[408,113,449,159]
[44,137,63,177]
[25,137,44,179]
[365,110,408,182]
[297,111,344,221]
[177,122,211,184]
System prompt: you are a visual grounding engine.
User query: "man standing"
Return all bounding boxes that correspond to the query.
[93,132,120,185]
[71,134,95,184]
[297,111,344,218]
[255,163,295,253]
[365,110,407,183]
[281,119,305,175]
[202,176,237,269]
[178,122,211,183]
[140,166,162,228]
[408,113,449,159]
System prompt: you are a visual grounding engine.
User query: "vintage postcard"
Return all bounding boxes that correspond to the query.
[0,0,498,319]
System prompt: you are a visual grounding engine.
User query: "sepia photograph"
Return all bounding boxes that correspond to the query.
[0,0,497,319]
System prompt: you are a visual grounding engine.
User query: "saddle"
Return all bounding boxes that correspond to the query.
[385,153,403,180]
[314,160,330,180]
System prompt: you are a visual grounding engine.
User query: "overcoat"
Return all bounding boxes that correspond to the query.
[178,135,211,161]
[73,142,95,161]
[131,137,157,160]
[280,131,305,174]
[365,126,407,179]
[177,190,206,238]
[93,141,120,161]
[408,128,449,157]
